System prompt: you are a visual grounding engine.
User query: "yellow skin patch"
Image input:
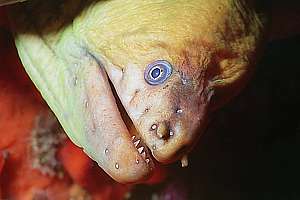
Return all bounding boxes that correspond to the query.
[76,0,264,108]
[10,0,264,183]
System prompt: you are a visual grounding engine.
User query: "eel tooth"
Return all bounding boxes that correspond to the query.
[134,139,140,147]
[138,146,144,154]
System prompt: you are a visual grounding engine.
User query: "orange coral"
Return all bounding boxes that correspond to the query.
[0,16,71,199]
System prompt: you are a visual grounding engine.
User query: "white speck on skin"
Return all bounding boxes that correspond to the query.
[152,145,156,150]
[115,163,119,169]
[169,130,174,136]
[151,124,157,130]
[104,148,109,154]
[176,109,183,114]
[181,78,187,85]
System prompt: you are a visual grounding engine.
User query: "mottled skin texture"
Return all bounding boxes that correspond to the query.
[7,0,264,183]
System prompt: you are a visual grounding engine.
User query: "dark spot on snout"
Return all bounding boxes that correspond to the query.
[129,89,140,104]
[73,76,78,86]
[134,89,140,95]
[163,84,169,89]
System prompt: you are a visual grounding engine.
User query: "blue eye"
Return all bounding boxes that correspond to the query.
[144,60,173,85]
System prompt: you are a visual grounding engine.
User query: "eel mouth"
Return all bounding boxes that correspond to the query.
[112,80,155,170]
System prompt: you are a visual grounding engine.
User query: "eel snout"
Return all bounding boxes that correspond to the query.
[134,81,213,164]
[107,63,213,165]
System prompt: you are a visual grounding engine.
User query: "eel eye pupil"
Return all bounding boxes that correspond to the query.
[151,67,161,79]
[144,60,173,85]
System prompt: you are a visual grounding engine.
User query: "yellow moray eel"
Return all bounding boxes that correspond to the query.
[5,0,266,183]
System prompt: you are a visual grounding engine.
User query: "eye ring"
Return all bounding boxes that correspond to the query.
[144,60,173,85]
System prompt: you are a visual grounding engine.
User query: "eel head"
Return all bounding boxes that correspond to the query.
[10,0,265,183]
[102,53,214,164]
[76,0,265,176]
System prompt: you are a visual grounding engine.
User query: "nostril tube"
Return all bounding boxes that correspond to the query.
[156,122,170,139]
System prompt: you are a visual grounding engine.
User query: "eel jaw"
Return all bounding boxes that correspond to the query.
[82,60,155,184]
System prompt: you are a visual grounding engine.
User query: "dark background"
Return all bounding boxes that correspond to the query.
[130,34,300,200]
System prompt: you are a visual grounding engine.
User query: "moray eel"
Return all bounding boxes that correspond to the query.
[6,0,265,183]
